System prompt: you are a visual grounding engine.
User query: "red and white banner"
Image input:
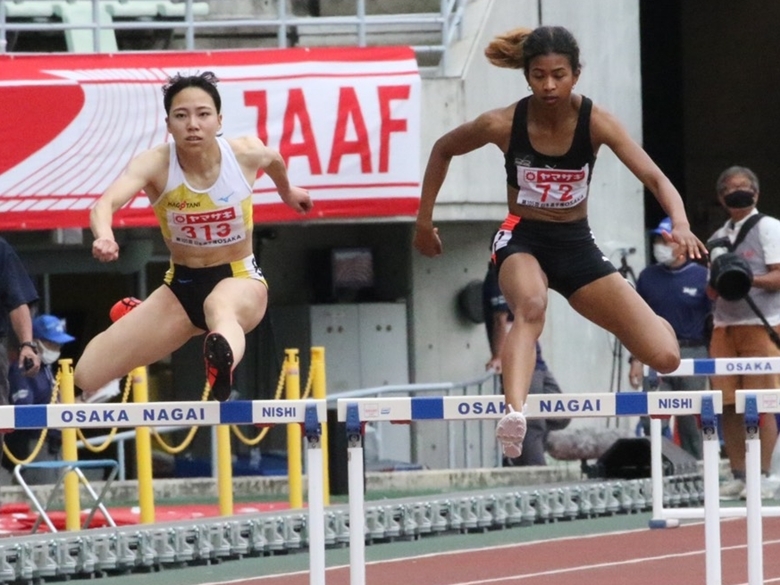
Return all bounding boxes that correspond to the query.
[0,47,421,231]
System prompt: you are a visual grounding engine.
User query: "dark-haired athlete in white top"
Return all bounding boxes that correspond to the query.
[75,72,312,402]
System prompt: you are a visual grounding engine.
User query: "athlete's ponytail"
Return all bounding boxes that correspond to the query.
[484,27,533,69]
[485,26,582,75]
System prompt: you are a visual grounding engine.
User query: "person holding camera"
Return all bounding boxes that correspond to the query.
[707,166,780,500]
[629,217,711,460]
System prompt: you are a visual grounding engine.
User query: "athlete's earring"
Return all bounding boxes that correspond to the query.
[527,85,531,91]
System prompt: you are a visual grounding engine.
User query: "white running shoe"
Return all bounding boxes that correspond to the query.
[718,477,745,501]
[496,404,527,458]
[738,474,780,500]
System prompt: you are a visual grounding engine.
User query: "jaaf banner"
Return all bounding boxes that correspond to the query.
[0,47,421,231]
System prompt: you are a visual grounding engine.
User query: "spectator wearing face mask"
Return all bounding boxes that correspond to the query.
[628,217,712,460]
[707,166,780,500]
[1,314,75,484]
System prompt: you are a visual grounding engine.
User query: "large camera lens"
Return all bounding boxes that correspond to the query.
[710,252,753,301]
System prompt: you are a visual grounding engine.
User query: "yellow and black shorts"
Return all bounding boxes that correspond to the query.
[163,255,267,330]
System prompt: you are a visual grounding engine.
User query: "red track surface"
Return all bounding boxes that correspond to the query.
[205,518,780,585]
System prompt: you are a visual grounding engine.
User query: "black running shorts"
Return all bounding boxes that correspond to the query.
[163,255,266,330]
[491,215,617,299]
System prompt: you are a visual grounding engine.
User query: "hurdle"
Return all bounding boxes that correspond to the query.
[649,357,780,528]
[735,389,780,585]
[0,399,328,585]
[338,391,723,585]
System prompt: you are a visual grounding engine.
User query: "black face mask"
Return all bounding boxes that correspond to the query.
[723,189,756,209]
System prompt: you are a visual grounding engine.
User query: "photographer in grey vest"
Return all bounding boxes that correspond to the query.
[707,166,780,500]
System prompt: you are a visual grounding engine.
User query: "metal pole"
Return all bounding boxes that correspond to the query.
[305,404,325,585]
[58,359,82,531]
[744,395,763,585]
[649,418,669,525]
[311,347,331,506]
[216,425,234,516]
[117,439,126,481]
[286,349,303,508]
[346,403,365,585]
[185,0,195,50]
[92,0,100,53]
[439,0,449,71]
[132,367,155,523]
[701,395,722,585]
[356,0,366,47]
[0,0,7,55]
[277,0,288,48]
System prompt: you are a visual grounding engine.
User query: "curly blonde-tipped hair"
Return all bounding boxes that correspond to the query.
[484,26,581,74]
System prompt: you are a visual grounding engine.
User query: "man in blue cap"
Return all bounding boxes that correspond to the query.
[2,315,75,483]
[29,315,76,367]
[627,217,711,460]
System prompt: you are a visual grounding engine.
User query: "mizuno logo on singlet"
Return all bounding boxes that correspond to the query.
[218,191,236,203]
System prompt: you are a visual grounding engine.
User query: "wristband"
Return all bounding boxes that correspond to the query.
[19,341,38,354]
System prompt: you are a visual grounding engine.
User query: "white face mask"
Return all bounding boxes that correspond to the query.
[36,341,61,366]
[652,243,676,266]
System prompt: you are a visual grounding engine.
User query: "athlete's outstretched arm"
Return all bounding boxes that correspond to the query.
[591,106,706,260]
[415,108,508,257]
[91,147,165,262]
[237,136,312,214]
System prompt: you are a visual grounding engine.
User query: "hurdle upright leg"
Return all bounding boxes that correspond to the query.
[346,403,366,585]
[304,404,326,585]
[338,391,723,585]
[743,395,763,585]
[650,418,679,528]
[700,395,722,585]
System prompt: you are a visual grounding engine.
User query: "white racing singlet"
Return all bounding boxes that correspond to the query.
[153,137,253,248]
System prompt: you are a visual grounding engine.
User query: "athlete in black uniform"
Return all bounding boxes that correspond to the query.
[413,25,707,457]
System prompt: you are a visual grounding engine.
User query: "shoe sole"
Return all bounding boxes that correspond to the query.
[204,333,233,402]
[496,413,526,458]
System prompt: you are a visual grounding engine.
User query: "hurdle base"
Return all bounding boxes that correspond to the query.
[649,518,680,529]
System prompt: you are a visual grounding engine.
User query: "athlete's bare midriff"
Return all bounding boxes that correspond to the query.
[165,235,254,268]
[506,186,589,222]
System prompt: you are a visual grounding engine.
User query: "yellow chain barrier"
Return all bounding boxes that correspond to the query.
[301,361,314,400]
[76,373,134,453]
[230,359,290,446]
[150,378,212,454]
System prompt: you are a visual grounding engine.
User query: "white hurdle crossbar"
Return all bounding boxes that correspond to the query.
[665,356,780,378]
[338,391,723,585]
[0,399,328,585]
[650,357,780,528]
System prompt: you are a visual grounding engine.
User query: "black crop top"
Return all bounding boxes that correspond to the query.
[503,96,596,210]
